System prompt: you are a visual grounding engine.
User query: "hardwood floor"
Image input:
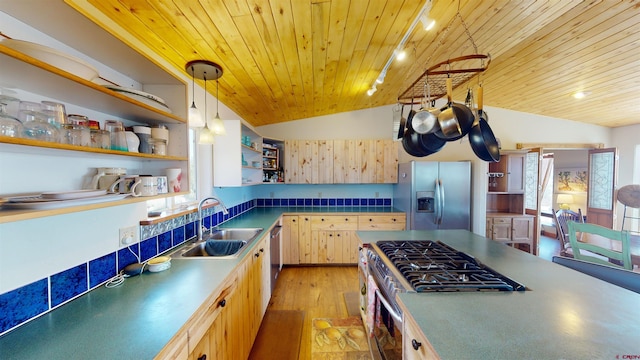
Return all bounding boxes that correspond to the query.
[538,234,561,261]
[257,265,360,360]
[254,238,562,359]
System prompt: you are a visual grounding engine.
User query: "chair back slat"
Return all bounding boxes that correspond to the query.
[567,221,632,270]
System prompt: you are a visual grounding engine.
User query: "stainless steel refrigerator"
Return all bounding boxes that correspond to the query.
[394,161,472,230]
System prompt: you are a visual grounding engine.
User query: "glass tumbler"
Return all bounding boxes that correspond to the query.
[0,96,22,138]
[60,123,90,146]
[19,102,59,142]
[41,101,67,127]
[90,129,111,149]
[104,120,128,151]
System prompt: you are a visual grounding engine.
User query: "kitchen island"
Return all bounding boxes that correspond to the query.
[357,230,640,360]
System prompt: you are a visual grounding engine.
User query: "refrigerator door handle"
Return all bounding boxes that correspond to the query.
[438,179,445,225]
[434,179,442,224]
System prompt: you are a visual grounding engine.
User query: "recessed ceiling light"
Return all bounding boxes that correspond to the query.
[572,91,591,99]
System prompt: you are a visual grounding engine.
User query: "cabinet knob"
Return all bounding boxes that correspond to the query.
[411,339,422,350]
[198,355,207,360]
[260,248,264,253]
[219,299,226,307]
[329,233,333,237]
[369,218,373,222]
[292,219,296,222]
[255,252,260,258]
[336,233,341,237]
[345,218,349,221]
[321,218,325,221]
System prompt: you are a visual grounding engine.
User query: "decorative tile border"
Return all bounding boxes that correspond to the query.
[256,197,392,207]
[0,199,256,336]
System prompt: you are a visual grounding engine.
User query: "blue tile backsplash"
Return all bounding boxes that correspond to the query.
[0,196,391,335]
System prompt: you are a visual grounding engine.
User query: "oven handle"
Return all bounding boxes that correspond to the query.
[374,288,403,326]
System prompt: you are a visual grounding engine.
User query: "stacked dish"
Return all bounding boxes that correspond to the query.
[1,190,129,210]
[103,85,172,113]
[0,38,99,81]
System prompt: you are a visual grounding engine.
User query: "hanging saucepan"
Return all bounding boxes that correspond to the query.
[434,78,475,141]
[411,78,440,134]
[468,85,500,162]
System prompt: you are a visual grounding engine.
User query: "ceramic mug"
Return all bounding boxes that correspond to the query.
[154,176,168,194]
[90,167,127,190]
[138,176,158,197]
[166,168,182,193]
[109,175,142,197]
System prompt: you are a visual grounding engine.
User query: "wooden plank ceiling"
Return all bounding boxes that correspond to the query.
[71,0,640,128]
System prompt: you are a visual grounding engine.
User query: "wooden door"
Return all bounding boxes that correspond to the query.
[524,148,542,255]
[586,147,618,228]
[376,139,399,183]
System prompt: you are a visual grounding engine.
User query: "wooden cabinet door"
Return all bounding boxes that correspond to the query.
[486,218,493,238]
[511,216,534,243]
[318,140,334,183]
[507,153,525,193]
[360,140,377,183]
[376,139,399,183]
[189,330,209,360]
[403,313,439,360]
[284,139,299,183]
[298,216,312,264]
[282,215,300,264]
[491,218,512,241]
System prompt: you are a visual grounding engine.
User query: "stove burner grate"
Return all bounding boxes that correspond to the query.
[376,240,526,292]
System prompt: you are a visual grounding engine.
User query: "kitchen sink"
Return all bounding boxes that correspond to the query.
[170,227,263,259]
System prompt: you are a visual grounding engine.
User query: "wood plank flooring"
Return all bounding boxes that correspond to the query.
[253,265,360,360]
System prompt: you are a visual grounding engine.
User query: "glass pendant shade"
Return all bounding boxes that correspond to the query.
[210,114,226,135]
[199,125,215,144]
[189,101,204,128]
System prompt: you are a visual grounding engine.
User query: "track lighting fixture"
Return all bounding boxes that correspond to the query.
[365,0,434,96]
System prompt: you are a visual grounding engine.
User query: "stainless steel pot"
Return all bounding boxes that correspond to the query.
[434,78,475,141]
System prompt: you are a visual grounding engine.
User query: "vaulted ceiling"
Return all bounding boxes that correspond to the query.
[68,0,640,128]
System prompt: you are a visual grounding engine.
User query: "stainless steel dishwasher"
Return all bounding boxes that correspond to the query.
[270,225,282,292]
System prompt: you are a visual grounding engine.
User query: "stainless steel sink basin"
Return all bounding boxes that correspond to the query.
[206,227,263,241]
[170,227,263,259]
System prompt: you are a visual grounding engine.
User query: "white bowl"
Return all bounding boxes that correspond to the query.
[147,256,171,272]
[1,38,99,81]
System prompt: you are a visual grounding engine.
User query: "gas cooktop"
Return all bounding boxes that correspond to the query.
[374,240,526,292]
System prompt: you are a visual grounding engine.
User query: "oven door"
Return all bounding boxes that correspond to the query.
[372,288,403,360]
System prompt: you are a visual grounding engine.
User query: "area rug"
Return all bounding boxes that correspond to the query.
[311,317,372,359]
[249,310,305,360]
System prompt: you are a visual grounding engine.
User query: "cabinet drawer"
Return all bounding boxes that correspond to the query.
[311,216,358,230]
[358,215,405,230]
[491,217,511,224]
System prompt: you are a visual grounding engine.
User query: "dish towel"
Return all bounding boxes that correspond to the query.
[366,274,378,337]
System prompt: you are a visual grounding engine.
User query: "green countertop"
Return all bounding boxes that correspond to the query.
[357,230,640,360]
[0,207,403,359]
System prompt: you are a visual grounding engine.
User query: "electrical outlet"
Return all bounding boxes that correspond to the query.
[119,225,139,247]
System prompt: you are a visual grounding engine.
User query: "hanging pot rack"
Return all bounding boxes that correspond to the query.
[397,6,490,105]
[397,53,490,105]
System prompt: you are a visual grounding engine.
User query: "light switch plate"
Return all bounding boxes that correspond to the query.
[119,225,139,247]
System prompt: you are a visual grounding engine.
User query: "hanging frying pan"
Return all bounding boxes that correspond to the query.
[468,85,500,162]
[396,104,407,140]
[402,123,446,157]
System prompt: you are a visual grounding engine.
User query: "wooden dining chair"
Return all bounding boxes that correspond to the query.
[552,208,583,257]
[567,221,632,270]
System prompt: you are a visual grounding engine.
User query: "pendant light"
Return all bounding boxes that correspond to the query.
[210,74,226,135]
[187,65,204,128]
[185,60,223,144]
